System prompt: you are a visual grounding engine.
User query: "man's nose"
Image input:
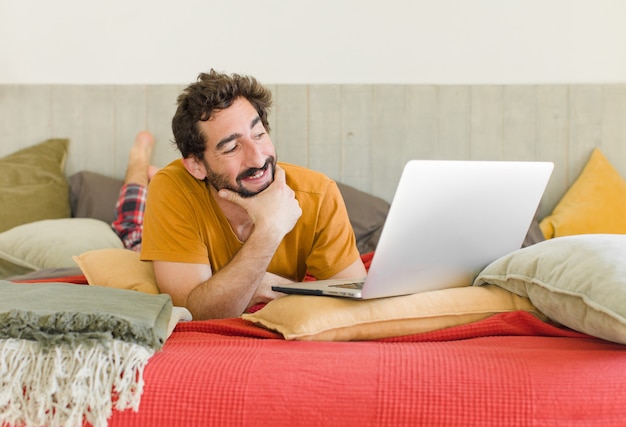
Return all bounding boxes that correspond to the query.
[242,139,266,167]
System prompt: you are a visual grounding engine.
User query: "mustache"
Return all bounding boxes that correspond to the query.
[236,158,275,181]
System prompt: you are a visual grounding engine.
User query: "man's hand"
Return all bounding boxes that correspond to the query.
[218,165,302,239]
[245,272,291,310]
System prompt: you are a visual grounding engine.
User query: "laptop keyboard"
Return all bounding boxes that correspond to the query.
[329,281,364,290]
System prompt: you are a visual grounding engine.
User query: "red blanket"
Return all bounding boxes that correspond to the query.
[108,312,626,427]
[12,254,626,426]
[176,310,589,342]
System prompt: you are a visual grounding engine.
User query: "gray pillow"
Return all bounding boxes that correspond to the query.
[522,207,545,248]
[474,234,626,345]
[69,171,124,224]
[336,182,390,254]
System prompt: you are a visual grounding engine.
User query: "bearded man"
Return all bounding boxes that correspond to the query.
[141,70,366,319]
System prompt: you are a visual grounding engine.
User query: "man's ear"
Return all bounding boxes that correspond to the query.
[182,156,208,180]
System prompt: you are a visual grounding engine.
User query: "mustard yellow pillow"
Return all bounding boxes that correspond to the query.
[242,285,542,341]
[73,248,159,294]
[540,148,626,238]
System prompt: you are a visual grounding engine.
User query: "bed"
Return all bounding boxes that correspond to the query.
[2,138,626,427]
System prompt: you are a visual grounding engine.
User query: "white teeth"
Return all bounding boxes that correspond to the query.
[251,170,263,179]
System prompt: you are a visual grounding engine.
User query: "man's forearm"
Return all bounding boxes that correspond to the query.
[185,229,283,319]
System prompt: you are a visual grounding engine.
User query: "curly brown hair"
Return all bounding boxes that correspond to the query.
[172,69,273,160]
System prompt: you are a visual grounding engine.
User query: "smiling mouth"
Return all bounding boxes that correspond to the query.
[242,167,267,181]
[238,159,273,183]
[232,161,273,198]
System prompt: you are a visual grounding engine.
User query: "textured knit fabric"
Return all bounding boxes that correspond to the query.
[0,280,172,348]
[106,312,626,427]
[141,160,360,281]
[0,280,173,427]
[111,183,147,252]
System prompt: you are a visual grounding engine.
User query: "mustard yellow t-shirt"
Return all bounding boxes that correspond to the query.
[140,160,360,281]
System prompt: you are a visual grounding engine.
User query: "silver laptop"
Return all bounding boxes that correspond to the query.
[273,159,553,299]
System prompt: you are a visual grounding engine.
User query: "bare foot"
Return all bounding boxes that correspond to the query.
[124,131,155,186]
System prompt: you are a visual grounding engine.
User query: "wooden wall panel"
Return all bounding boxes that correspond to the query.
[272,85,308,167]
[437,86,470,160]
[503,85,536,161]
[145,85,181,169]
[534,86,569,216]
[602,85,626,178]
[470,86,503,160]
[406,85,439,161]
[2,83,626,217]
[569,85,603,184]
[113,85,148,178]
[0,86,54,153]
[51,85,117,177]
[0,86,18,144]
[371,85,408,200]
[339,85,373,191]
[308,85,342,178]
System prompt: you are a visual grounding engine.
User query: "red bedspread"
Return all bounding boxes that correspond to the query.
[108,312,626,427]
[11,256,626,426]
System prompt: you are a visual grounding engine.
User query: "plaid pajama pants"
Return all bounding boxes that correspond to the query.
[111,183,147,252]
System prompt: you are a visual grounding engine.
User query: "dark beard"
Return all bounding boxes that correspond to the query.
[204,157,276,198]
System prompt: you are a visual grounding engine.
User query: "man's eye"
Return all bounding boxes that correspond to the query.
[255,132,266,139]
[223,145,237,154]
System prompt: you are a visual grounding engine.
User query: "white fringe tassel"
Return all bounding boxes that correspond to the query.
[0,338,154,427]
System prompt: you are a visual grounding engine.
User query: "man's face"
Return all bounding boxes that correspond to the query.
[197,97,276,197]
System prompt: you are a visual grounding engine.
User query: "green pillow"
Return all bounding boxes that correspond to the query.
[0,139,71,233]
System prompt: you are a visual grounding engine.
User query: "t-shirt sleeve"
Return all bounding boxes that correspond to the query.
[305,180,362,279]
[140,171,209,264]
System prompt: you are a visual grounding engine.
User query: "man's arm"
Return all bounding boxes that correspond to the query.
[328,257,367,279]
[154,166,301,319]
[154,228,286,319]
[156,251,366,319]
[250,257,366,307]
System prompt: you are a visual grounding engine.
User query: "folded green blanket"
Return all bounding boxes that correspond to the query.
[0,280,174,427]
[0,280,172,349]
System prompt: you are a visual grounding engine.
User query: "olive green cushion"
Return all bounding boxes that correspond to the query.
[0,139,71,233]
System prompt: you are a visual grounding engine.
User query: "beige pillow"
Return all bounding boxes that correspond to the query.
[474,234,626,345]
[0,218,123,279]
[242,285,541,341]
[0,139,71,233]
[74,248,159,294]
